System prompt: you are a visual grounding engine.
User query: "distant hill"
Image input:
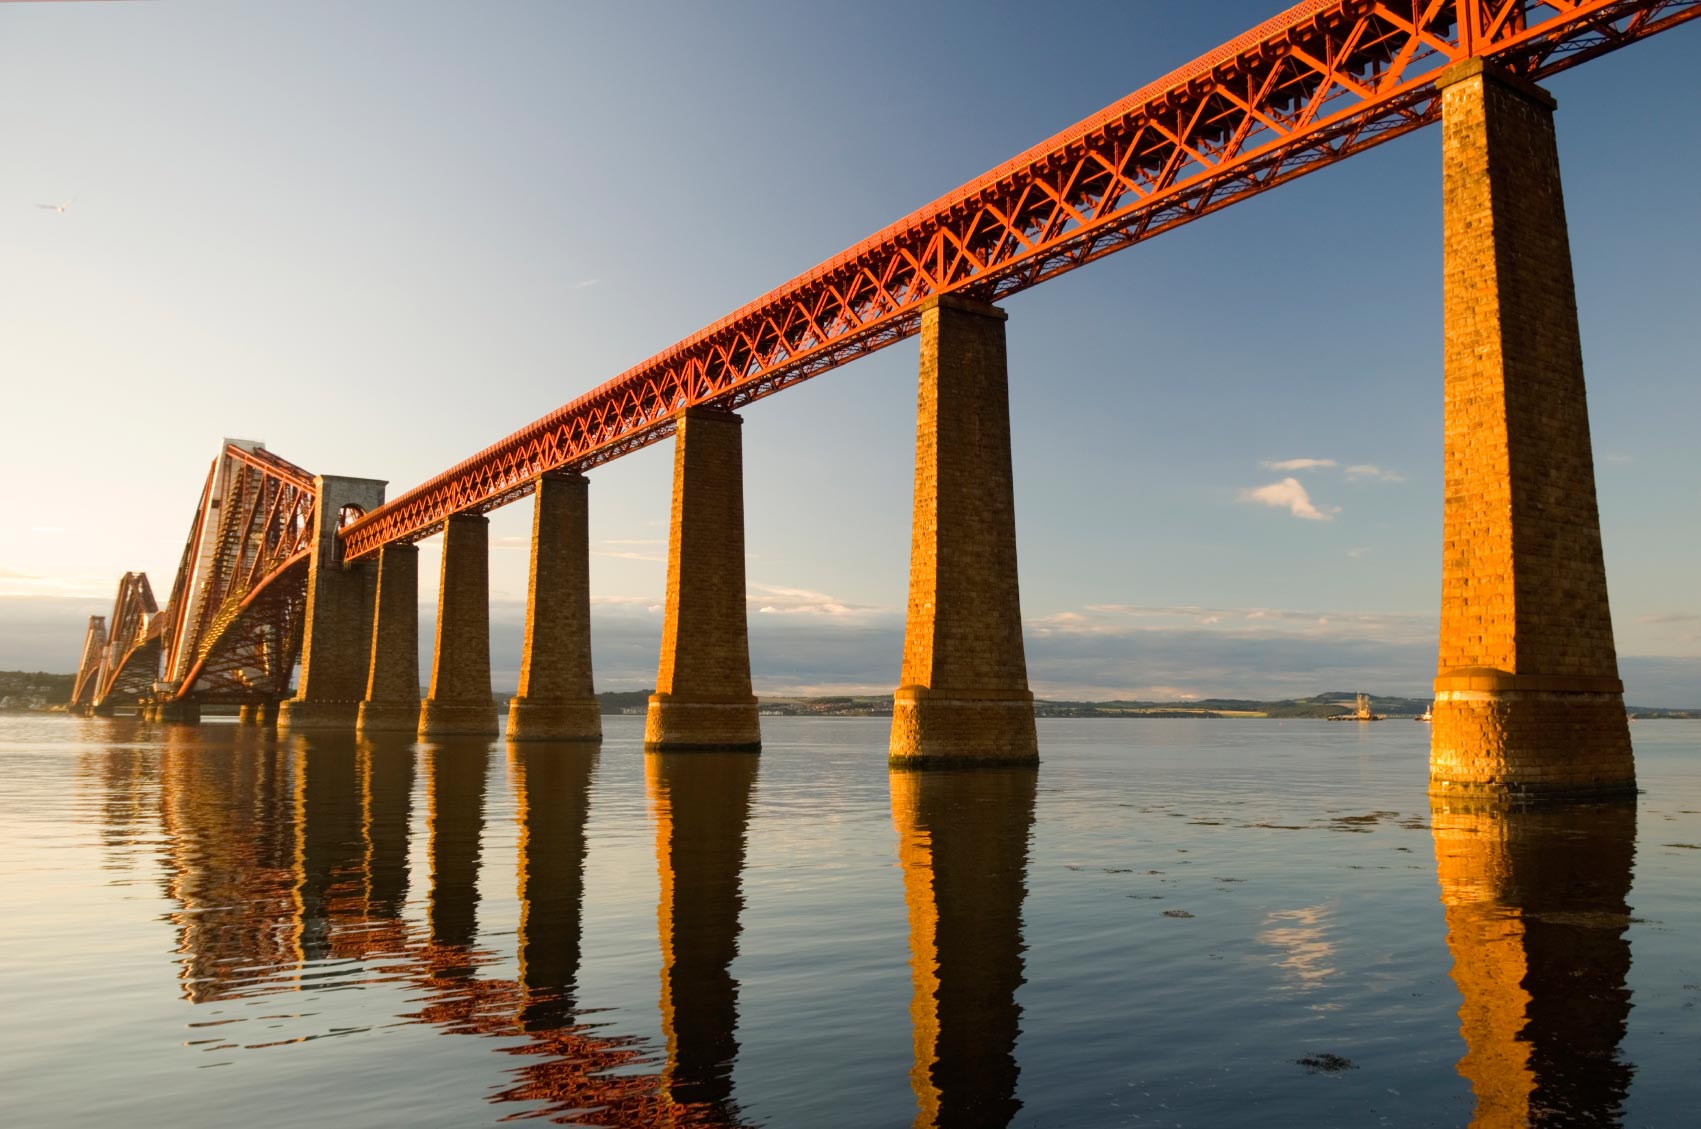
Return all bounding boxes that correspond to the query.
[0,671,75,711]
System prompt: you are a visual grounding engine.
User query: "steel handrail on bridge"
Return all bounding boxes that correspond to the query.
[338,0,1699,560]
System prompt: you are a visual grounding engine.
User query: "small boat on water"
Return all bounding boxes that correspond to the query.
[1416,706,1432,722]
[1327,692,1384,721]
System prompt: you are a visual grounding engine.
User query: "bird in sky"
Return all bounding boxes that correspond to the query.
[37,199,73,214]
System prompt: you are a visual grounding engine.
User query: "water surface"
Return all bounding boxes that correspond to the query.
[1,715,1697,1127]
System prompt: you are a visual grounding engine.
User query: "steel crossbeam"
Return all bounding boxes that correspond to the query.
[321,0,1693,557]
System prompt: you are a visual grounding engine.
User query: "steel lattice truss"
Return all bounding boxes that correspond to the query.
[72,571,161,712]
[83,443,318,709]
[339,0,1700,559]
[165,444,317,702]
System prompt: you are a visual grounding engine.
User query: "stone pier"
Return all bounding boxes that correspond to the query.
[358,542,422,734]
[1429,60,1633,798]
[157,700,200,725]
[890,295,1037,767]
[238,704,260,725]
[508,473,601,741]
[645,408,760,752]
[278,476,386,731]
[418,514,500,738]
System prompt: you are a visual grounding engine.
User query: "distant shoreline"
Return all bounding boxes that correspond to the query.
[7,673,1696,719]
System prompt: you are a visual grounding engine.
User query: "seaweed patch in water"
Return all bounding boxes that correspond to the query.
[1161,909,1195,918]
[1296,1053,1356,1074]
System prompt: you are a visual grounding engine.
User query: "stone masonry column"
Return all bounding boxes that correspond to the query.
[418,514,500,738]
[1430,59,1632,797]
[890,295,1037,767]
[358,542,421,734]
[278,475,386,731]
[508,472,602,741]
[644,408,760,752]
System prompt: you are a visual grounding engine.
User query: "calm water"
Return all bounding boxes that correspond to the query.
[1,715,1697,1128]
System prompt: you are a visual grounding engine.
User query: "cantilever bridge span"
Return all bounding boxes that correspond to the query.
[77,0,1696,795]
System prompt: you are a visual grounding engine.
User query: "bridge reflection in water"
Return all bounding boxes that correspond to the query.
[131,730,763,1126]
[891,767,1037,1129]
[109,727,1656,1125]
[1432,796,1636,1128]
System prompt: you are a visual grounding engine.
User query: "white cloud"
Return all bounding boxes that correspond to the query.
[747,582,883,618]
[589,594,663,612]
[1346,546,1370,559]
[1345,464,1406,483]
[602,538,663,546]
[1262,458,1337,472]
[593,549,664,562]
[1240,477,1336,521]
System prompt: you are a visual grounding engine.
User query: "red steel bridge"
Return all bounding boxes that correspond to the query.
[75,0,1699,716]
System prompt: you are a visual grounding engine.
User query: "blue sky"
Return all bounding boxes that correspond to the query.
[4,1,1699,703]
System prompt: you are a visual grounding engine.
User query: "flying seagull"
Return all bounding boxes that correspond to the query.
[37,199,73,214]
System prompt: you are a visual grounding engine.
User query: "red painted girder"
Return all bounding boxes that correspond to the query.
[339,0,1700,560]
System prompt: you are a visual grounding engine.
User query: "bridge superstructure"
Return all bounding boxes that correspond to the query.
[76,0,1698,796]
[74,442,321,721]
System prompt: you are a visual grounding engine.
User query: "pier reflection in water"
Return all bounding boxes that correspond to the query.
[648,752,760,1125]
[891,766,1037,1129]
[512,742,597,1032]
[1432,796,1636,1127]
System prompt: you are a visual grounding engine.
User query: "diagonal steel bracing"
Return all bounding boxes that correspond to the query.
[337,0,1700,560]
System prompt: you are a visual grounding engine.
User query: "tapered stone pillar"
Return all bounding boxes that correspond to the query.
[238,704,260,725]
[418,514,500,737]
[358,542,421,734]
[891,296,1037,767]
[508,473,601,741]
[1430,60,1633,797]
[279,475,386,731]
[645,408,760,752]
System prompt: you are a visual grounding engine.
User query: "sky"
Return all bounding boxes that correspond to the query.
[4,1,1699,704]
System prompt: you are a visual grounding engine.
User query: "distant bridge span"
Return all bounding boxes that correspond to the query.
[75,442,319,716]
[339,0,1700,560]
